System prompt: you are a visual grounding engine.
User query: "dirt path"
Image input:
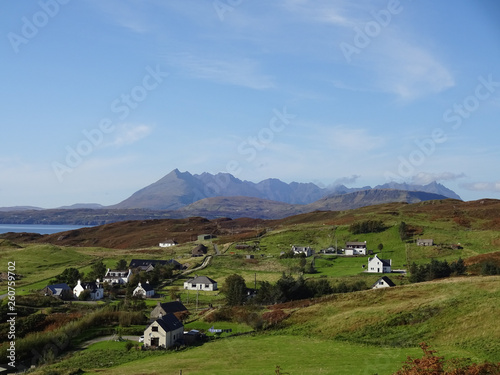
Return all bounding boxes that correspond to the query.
[80,335,141,348]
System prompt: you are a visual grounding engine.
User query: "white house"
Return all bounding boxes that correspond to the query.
[143,313,184,348]
[344,241,367,256]
[159,240,178,248]
[292,245,313,257]
[371,276,396,289]
[416,239,434,246]
[183,275,218,291]
[133,281,155,298]
[367,254,392,273]
[103,269,132,285]
[73,279,104,300]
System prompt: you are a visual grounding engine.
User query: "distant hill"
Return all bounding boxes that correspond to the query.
[57,203,105,209]
[304,189,451,212]
[7,198,499,249]
[374,181,462,200]
[0,206,44,212]
[112,169,461,210]
[177,189,451,219]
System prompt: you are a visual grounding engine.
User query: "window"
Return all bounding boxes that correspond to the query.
[152,326,158,332]
[205,284,209,289]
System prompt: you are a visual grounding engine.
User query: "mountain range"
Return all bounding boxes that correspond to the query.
[0,169,462,223]
[112,168,461,210]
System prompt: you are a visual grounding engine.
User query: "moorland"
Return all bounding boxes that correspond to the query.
[1,198,500,374]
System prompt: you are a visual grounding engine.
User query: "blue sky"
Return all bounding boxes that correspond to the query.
[1,0,500,208]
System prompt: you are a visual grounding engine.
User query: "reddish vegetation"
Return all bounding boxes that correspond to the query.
[464,251,500,267]
[4,198,500,249]
[394,342,500,374]
[262,309,290,325]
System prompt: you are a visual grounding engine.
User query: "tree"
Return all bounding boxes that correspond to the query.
[378,243,384,251]
[87,260,107,281]
[169,286,181,301]
[450,257,466,275]
[224,274,247,306]
[52,267,82,286]
[115,259,127,270]
[254,281,276,305]
[399,221,409,241]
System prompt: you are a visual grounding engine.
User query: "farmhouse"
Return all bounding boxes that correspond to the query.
[344,241,367,256]
[73,279,104,300]
[42,283,72,300]
[372,276,396,289]
[150,301,189,320]
[367,255,392,273]
[292,245,313,257]
[103,269,132,285]
[133,281,155,298]
[128,259,181,272]
[143,313,184,349]
[197,234,215,241]
[159,240,177,247]
[416,239,434,246]
[183,275,218,291]
[192,244,208,257]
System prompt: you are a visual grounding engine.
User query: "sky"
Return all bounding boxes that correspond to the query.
[1,0,500,208]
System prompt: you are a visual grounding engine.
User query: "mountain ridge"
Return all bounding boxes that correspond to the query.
[112,169,462,210]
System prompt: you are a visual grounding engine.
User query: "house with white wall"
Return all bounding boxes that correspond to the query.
[344,241,367,256]
[371,276,396,289]
[133,281,155,298]
[183,275,217,291]
[73,279,104,300]
[143,313,184,348]
[367,255,392,273]
[103,269,132,285]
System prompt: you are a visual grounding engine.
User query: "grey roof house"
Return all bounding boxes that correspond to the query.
[183,275,217,291]
[143,313,184,349]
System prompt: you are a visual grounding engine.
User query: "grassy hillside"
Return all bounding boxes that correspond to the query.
[37,276,500,375]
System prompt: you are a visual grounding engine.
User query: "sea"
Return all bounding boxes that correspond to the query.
[0,224,93,235]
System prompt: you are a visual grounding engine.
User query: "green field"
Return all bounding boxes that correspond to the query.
[34,276,500,375]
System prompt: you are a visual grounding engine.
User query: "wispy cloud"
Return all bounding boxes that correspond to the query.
[411,172,466,185]
[167,53,275,90]
[374,41,455,99]
[87,0,154,34]
[461,181,500,192]
[107,124,153,147]
[333,174,361,186]
[281,0,354,27]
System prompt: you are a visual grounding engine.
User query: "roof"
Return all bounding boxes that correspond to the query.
[136,282,154,292]
[154,313,183,332]
[129,259,180,269]
[105,269,130,276]
[192,244,208,255]
[81,281,101,292]
[369,255,391,267]
[46,283,71,295]
[158,301,188,314]
[186,275,217,285]
[375,276,396,287]
[346,241,367,246]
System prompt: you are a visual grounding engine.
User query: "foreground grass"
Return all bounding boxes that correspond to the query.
[50,335,422,375]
